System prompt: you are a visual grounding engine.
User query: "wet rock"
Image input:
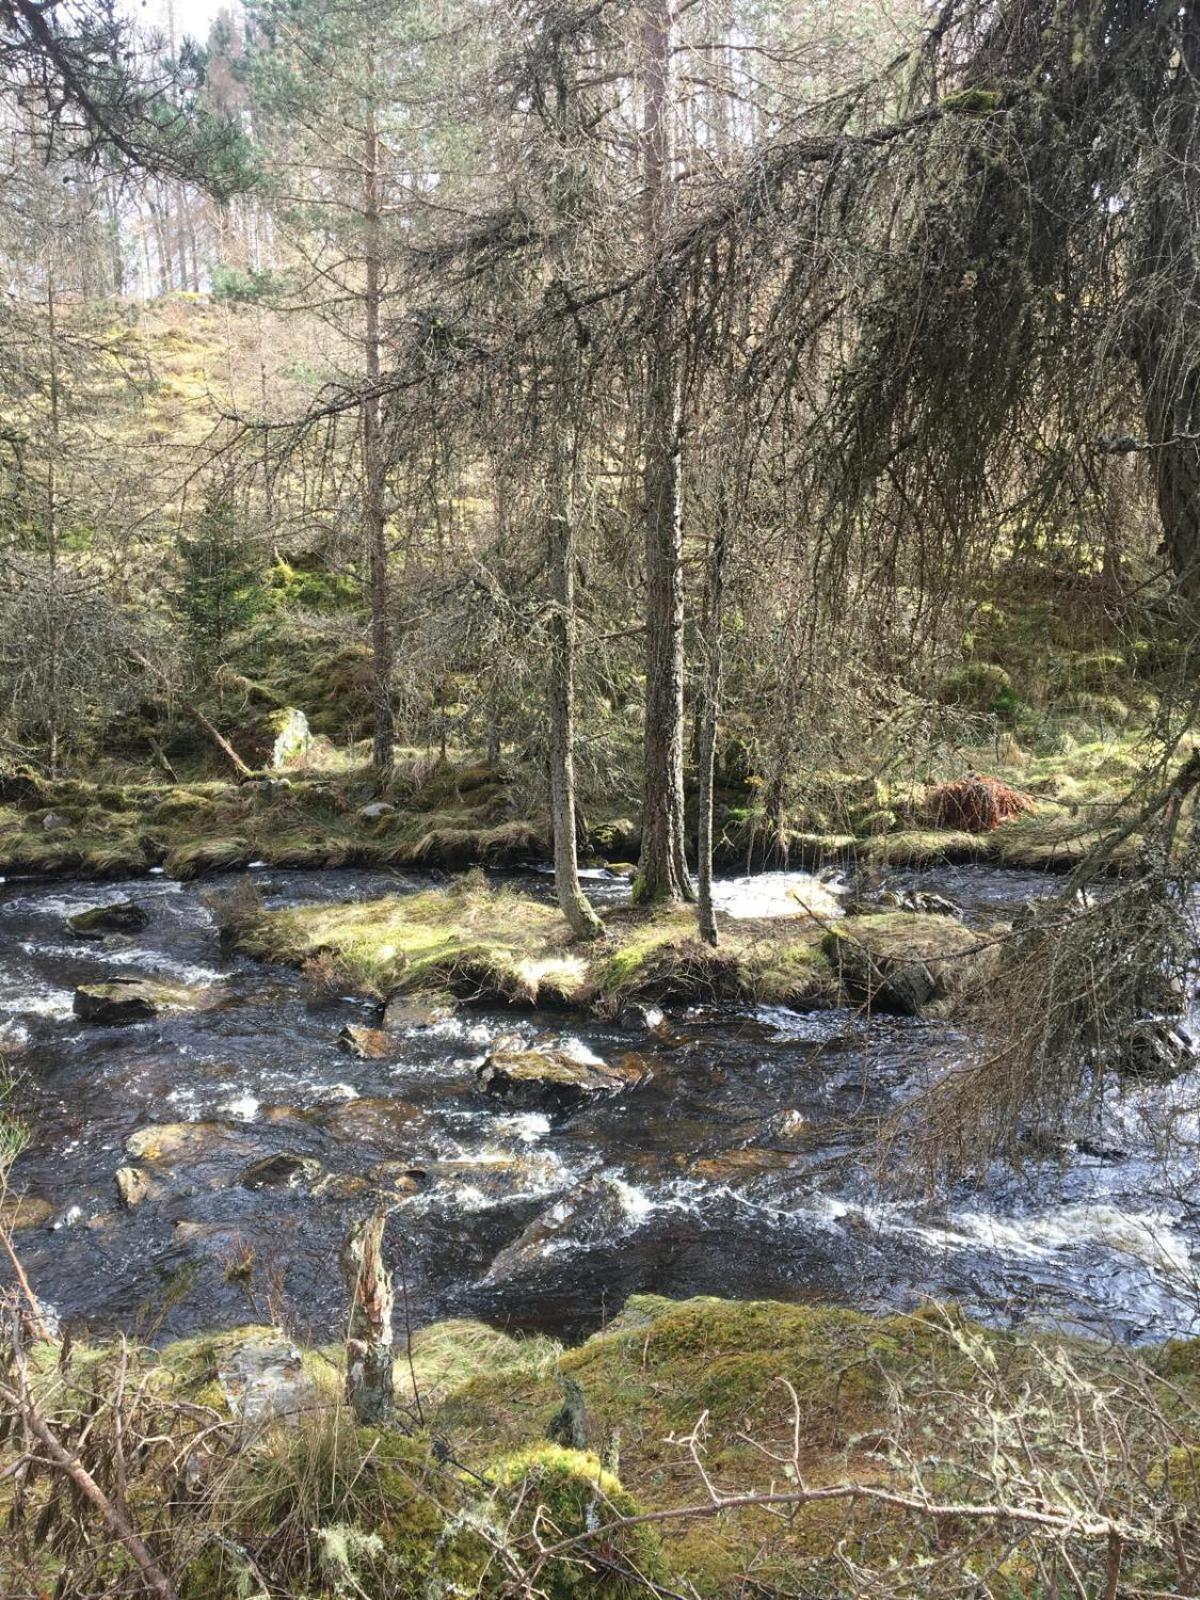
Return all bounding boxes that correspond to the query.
[68,900,150,938]
[73,978,208,1025]
[1073,1136,1127,1163]
[312,1173,374,1200]
[606,862,639,880]
[366,1160,428,1195]
[617,1000,667,1034]
[877,889,963,919]
[115,1166,150,1209]
[687,1147,796,1182]
[477,1047,642,1115]
[0,1193,54,1231]
[217,1329,316,1428]
[381,992,455,1032]
[316,1096,422,1145]
[337,1023,395,1060]
[484,1176,645,1284]
[240,1153,323,1190]
[1117,1018,1195,1082]
[50,1204,85,1230]
[126,1121,235,1164]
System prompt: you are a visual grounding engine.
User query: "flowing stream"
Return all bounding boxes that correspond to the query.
[2,864,1198,1347]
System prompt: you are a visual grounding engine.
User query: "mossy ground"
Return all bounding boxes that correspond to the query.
[11,1295,1198,1597]
[234,876,985,1013]
[0,726,1167,883]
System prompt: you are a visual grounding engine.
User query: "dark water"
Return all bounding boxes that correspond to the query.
[1,863,1197,1347]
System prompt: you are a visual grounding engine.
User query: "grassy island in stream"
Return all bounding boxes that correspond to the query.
[7,1294,1200,1598]
[231,874,993,1015]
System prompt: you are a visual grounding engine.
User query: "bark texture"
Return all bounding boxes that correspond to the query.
[341,1208,395,1424]
[637,0,694,904]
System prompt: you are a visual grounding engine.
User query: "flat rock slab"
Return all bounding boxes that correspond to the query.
[477,1048,643,1115]
[74,978,210,1025]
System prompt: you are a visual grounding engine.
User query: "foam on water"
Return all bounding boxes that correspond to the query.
[713,871,845,921]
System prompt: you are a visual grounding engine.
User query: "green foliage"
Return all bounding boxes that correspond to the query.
[267,556,360,613]
[210,264,290,303]
[176,491,264,670]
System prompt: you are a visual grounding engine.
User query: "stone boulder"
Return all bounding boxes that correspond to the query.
[74,978,209,1025]
[1117,1018,1196,1082]
[381,992,455,1033]
[337,1023,395,1060]
[822,914,986,1016]
[240,1153,323,1190]
[477,1047,643,1115]
[114,1166,151,1209]
[484,1176,644,1284]
[68,901,150,938]
[216,1330,317,1428]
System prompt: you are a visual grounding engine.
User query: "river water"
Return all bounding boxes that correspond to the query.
[2,864,1198,1347]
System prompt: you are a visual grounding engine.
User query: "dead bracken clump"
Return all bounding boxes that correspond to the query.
[924,775,1034,833]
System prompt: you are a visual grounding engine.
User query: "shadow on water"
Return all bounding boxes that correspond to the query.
[1,864,1197,1347]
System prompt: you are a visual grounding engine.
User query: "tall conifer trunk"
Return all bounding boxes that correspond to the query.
[363,96,396,773]
[637,0,693,903]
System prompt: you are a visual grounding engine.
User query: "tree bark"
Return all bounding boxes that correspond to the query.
[547,425,605,940]
[1131,6,1200,602]
[363,99,396,774]
[637,0,694,904]
[696,491,728,945]
[341,1208,395,1425]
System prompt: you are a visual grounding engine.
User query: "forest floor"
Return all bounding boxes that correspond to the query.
[0,728,1157,883]
[8,1293,1199,1597]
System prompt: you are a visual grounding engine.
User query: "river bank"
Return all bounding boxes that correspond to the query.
[5,1291,1200,1598]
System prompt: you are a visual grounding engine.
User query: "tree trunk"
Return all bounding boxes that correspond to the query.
[363,100,396,774]
[697,493,728,945]
[547,428,605,940]
[637,0,694,905]
[1132,7,1200,602]
[341,1209,395,1425]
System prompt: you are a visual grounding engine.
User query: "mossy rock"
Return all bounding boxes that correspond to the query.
[73,977,210,1024]
[937,661,1018,718]
[823,914,986,1014]
[440,1445,666,1598]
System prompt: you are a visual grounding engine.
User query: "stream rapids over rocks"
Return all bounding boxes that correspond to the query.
[2,863,1199,1347]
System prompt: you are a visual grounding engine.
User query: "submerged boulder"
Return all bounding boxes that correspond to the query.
[477,1047,642,1115]
[240,1153,323,1190]
[73,978,209,1025]
[68,900,150,938]
[114,1165,151,1209]
[337,1023,395,1060]
[0,1193,54,1231]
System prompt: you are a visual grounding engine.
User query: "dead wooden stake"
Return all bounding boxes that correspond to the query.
[341,1208,396,1424]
